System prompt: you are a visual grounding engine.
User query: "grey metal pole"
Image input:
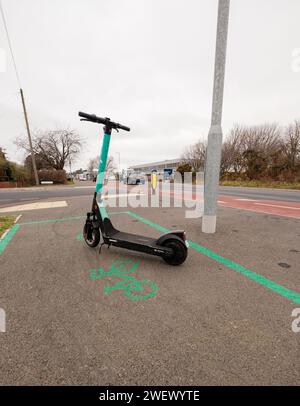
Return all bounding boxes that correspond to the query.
[202,0,230,233]
[20,88,39,186]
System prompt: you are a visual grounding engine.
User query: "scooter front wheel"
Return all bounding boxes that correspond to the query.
[83,223,101,248]
[162,239,187,266]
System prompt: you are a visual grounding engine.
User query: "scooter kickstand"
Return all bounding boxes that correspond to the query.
[98,242,105,255]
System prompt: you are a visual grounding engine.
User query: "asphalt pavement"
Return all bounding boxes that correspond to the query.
[0,193,299,385]
[219,185,300,202]
[0,181,300,207]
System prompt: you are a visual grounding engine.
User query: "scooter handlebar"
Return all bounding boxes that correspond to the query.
[78,111,130,132]
[117,123,130,132]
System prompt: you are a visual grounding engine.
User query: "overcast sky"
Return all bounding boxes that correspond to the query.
[0,0,299,170]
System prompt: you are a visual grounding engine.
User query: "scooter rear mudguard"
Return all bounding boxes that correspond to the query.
[156,231,187,247]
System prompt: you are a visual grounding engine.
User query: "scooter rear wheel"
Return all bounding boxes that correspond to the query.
[83,223,101,248]
[162,239,187,266]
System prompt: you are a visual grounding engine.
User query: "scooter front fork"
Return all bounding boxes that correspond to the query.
[84,214,94,241]
[85,212,100,238]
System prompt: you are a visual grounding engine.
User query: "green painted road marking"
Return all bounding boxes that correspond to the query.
[76,233,83,241]
[19,215,85,225]
[0,224,20,255]
[187,241,300,305]
[126,211,300,305]
[0,212,128,254]
[3,209,300,306]
[89,260,159,301]
[19,211,128,226]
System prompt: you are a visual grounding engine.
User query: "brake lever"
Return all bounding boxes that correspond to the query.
[80,118,90,121]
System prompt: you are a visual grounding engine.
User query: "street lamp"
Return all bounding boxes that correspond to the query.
[202,0,230,233]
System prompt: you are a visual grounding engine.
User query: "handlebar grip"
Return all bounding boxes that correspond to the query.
[117,123,130,132]
[78,112,95,122]
[79,111,130,132]
[78,111,92,119]
[78,111,104,124]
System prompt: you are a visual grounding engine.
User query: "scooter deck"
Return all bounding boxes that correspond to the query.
[107,230,158,246]
[102,218,168,256]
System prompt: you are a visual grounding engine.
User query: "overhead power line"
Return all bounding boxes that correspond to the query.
[0,0,21,87]
[0,0,39,185]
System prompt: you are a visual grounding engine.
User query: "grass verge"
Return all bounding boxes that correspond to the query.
[220,180,300,190]
[0,216,16,238]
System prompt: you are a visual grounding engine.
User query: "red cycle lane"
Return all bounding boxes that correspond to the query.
[162,189,300,219]
[116,183,300,219]
[218,196,300,219]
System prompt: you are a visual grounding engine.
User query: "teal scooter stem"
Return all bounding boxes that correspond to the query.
[95,132,111,220]
[79,111,188,266]
[96,132,111,194]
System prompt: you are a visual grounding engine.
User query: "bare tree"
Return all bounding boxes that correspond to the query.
[282,120,300,171]
[183,120,300,181]
[181,140,206,171]
[88,157,99,174]
[15,129,83,170]
[221,124,246,175]
[221,123,282,178]
[24,152,52,171]
[221,140,234,175]
[87,155,115,174]
[243,123,281,155]
[176,161,192,182]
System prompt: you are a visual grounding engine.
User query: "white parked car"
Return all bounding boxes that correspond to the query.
[124,173,146,185]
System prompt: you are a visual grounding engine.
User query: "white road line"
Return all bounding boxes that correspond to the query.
[15,214,22,223]
[103,193,146,199]
[0,214,22,241]
[226,206,299,219]
[254,203,300,210]
[0,228,10,241]
[0,201,68,213]
[236,198,257,201]
[74,186,95,189]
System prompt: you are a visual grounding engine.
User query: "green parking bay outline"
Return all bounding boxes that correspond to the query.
[1,210,300,305]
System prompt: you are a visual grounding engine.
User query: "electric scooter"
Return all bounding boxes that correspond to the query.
[79,111,188,266]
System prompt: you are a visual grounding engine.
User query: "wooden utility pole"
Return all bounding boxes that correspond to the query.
[20,88,39,186]
[0,2,39,185]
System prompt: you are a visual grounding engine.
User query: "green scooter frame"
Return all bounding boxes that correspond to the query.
[79,111,188,266]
